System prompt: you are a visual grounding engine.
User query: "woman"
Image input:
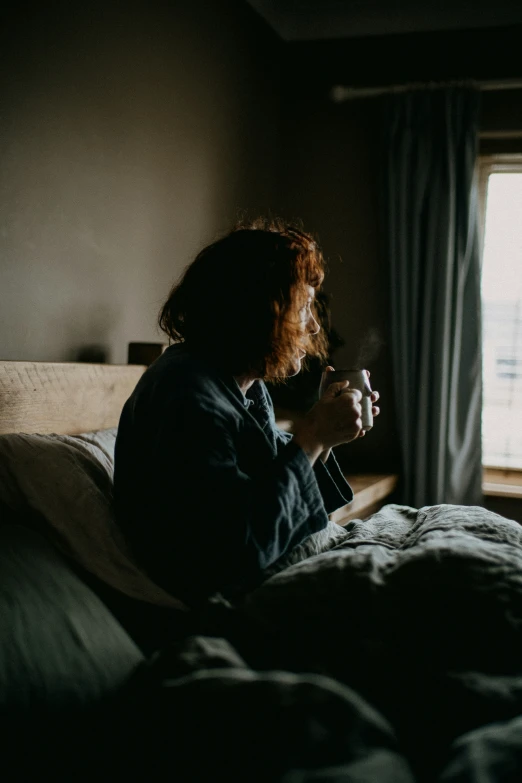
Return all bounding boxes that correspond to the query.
[114,219,380,607]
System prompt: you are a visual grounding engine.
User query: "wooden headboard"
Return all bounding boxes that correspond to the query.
[0,361,146,435]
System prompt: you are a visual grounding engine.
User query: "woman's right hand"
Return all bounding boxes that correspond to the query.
[293,381,363,464]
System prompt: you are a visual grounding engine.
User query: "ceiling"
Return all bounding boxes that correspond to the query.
[245,0,522,41]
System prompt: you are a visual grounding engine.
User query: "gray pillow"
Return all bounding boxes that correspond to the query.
[0,427,185,609]
[0,522,143,709]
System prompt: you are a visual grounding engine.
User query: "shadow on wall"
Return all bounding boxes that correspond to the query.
[62,302,116,364]
[71,341,167,366]
[71,345,109,363]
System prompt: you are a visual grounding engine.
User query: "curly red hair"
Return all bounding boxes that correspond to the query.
[158,217,329,381]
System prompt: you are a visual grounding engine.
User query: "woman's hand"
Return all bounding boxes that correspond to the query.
[309,367,381,464]
[321,367,380,441]
[293,375,364,464]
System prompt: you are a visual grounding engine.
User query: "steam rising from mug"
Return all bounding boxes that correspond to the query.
[354,327,383,371]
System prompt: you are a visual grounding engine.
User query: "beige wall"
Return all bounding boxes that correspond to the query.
[0,1,281,363]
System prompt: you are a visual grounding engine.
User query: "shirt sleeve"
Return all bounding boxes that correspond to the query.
[135,397,331,602]
[312,452,353,514]
[274,427,353,515]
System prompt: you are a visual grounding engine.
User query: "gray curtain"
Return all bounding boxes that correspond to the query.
[382,87,483,507]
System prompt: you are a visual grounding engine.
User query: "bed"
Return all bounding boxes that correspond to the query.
[1,359,521,782]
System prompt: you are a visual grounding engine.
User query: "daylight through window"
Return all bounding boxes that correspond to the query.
[482,164,522,469]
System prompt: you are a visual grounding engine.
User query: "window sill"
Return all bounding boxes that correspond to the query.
[330,474,399,525]
[483,468,522,498]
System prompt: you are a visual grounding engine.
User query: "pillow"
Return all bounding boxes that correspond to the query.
[0,523,144,709]
[0,427,186,610]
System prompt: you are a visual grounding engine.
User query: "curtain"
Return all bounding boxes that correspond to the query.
[382,87,483,507]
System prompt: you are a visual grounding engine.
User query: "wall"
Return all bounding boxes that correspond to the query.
[0,0,281,364]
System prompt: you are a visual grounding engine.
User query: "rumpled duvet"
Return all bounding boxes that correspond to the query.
[239,502,522,781]
[5,499,522,782]
[4,635,415,783]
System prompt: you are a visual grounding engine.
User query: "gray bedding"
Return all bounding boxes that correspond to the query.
[239,503,522,781]
[69,503,522,782]
[4,501,522,782]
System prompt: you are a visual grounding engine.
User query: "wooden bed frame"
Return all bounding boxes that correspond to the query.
[0,361,146,435]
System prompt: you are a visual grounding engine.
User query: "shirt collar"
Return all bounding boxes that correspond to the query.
[235,379,256,408]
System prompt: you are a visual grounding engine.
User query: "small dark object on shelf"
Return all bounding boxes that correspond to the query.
[128,343,166,367]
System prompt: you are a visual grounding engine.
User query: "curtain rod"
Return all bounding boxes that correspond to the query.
[330,79,522,102]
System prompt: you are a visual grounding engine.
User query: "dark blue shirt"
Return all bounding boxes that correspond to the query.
[114,344,352,605]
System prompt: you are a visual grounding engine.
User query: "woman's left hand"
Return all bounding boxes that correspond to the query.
[320,369,380,456]
[328,369,380,444]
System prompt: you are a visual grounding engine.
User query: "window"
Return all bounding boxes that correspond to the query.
[481,156,522,493]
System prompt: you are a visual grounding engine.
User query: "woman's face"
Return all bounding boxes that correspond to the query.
[286,285,320,377]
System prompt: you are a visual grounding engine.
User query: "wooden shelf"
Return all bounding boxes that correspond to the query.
[329,473,399,526]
